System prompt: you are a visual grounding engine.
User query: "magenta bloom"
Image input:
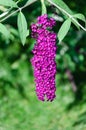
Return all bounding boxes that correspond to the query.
[31,14,57,101]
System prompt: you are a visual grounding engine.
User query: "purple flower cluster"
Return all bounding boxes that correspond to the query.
[31,14,57,101]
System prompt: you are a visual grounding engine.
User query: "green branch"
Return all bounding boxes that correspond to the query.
[0,0,37,23]
[40,0,47,14]
[47,0,86,31]
[0,0,21,18]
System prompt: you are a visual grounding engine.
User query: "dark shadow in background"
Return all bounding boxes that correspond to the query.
[66,69,86,110]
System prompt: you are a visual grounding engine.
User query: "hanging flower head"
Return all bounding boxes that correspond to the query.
[31,14,57,101]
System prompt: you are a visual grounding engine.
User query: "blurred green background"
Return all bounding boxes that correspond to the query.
[0,0,86,130]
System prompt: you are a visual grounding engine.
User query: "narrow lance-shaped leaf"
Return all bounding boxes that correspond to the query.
[71,19,80,30]
[0,0,18,7]
[26,30,30,37]
[26,0,37,5]
[72,14,86,30]
[58,18,71,42]
[17,11,28,45]
[73,13,86,23]
[48,0,73,15]
[47,0,80,29]
[0,23,10,38]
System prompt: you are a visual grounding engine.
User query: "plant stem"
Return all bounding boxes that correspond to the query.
[40,0,47,15]
[47,0,86,31]
[0,0,37,23]
[0,0,21,18]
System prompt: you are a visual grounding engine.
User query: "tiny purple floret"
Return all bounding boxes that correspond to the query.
[31,14,57,101]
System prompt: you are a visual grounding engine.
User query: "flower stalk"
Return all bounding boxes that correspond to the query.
[40,0,47,15]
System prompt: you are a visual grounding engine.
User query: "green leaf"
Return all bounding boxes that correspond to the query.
[17,11,28,45]
[72,19,80,30]
[0,0,18,7]
[0,23,10,38]
[26,30,30,37]
[58,18,71,42]
[26,0,37,5]
[49,0,73,15]
[73,13,86,22]
[72,14,86,30]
